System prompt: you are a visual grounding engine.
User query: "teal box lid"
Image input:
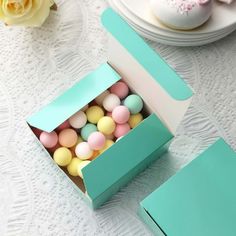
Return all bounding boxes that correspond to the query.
[139,138,236,236]
[101,9,193,134]
[27,63,120,132]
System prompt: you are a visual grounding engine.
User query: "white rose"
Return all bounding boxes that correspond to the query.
[0,0,55,26]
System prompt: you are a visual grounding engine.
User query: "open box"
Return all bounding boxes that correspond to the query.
[27,8,193,209]
[139,138,236,236]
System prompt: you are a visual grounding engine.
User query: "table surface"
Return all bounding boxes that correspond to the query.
[0,0,236,235]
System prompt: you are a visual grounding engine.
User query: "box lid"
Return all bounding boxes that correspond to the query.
[27,63,120,132]
[82,113,173,204]
[102,8,193,134]
[140,138,236,236]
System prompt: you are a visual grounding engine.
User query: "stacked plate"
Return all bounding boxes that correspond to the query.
[108,0,236,46]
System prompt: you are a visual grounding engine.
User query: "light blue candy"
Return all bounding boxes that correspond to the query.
[124,94,143,114]
[81,123,98,141]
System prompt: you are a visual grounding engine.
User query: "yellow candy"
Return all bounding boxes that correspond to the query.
[128,113,143,128]
[86,106,104,124]
[77,160,91,179]
[99,139,114,154]
[97,116,116,135]
[67,157,82,176]
[53,147,72,167]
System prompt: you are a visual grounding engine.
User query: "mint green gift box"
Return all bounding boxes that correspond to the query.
[139,138,236,236]
[27,8,193,209]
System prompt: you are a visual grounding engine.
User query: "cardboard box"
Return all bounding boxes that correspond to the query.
[27,8,193,209]
[139,138,236,236]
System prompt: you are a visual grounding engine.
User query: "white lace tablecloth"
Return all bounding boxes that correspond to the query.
[0,0,236,235]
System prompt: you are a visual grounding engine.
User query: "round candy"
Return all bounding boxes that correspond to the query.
[128,113,143,128]
[77,160,91,179]
[95,90,110,105]
[58,128,78,148]
[99,140,114,154]
[56,120,71,132]
[69,110,87,129]
[124,94,143,114]
[81,123,97,141]
[53,147,72,166]
[67,157,82,176]
[114,123,130,138]
[88,132,106,150]
[97,116,116,135]
[102,93,121,112]
[75,142,93,160]
[39,131,58,148]
[86,106,104,124]
[48,142,61,154]
[112,105,130,124]
[110,81,129,99]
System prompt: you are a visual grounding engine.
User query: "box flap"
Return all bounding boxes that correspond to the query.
[140,138,236,236]
[101,8,193,134]
[27,63,121,132]
[82,114,173,201]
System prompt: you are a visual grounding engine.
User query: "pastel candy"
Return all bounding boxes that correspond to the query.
[110,81,129,99]
[77,160,91,179]
[58,128,78,148]
[67,157,82,176]
[97,116,116,135]
[102,93,121,112]
[75,142,93,160]
[69,110,87,129]
[128,113,143,128]
[40,131,58,148]
[88,132,106,150]
[99,139,114,154]
[95,90,110,105]
[86,105,104,124]
[81,123,97,141]
[112,105,130,124]
[124,94,143,114]
[53,147,72,166]
[114,123,130,138]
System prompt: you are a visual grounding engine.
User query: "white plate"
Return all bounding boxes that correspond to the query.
[109,0,236,46]
[120,0,236,34]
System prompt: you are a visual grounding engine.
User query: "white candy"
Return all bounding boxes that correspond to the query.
[69,111,87,129]
[95,90,110,105]
[102,93,121,112]
[75,142,93,160]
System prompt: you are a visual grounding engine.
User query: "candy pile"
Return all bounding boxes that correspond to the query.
[35,81,145,179]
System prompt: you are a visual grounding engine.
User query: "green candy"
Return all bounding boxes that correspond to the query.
[81,123,97,141]
[124,94,143,114]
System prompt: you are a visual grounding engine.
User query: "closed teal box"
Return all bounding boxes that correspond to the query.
[27,8,193,209]
[139,138,236,236]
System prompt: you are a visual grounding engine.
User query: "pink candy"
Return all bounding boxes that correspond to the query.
[112,105,130,124]
[40,131,58,148]
[56,120,71,131]
[110,81,129,99]
[114,123,131,138]
[88,132,106,150]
